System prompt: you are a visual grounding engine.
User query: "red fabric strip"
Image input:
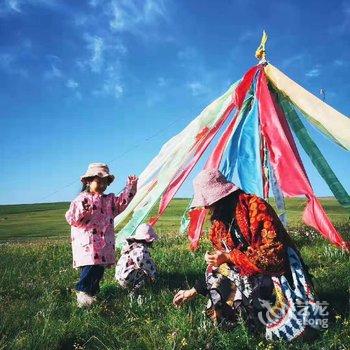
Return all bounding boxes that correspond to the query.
[187,208,208,250]
[258,70,348,249]
[187,109,240,249]
[187,65,262,250]
[153,65,261,228]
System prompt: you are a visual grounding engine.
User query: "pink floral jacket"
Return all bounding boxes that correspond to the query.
[65,182,137,268]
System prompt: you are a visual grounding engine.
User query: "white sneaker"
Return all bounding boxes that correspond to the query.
[76,291,96,308]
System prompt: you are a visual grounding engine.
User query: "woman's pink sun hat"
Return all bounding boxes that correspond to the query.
[191,169,239,207]
[128,224,158,243]
[81,163,115,184]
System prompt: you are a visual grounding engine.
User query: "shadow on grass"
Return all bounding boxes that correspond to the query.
[99,271,203,300]
[154,271,203,291]
[58,337,77,350]
[320,289,350,317]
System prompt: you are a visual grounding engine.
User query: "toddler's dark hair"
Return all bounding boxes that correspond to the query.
[127,238,153,247]
[80,176,96,193]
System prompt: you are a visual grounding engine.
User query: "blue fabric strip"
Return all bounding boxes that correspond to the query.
[221,94,263,197]
[237,97,263,196]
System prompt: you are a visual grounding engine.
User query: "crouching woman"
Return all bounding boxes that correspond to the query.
[173,169,325,341]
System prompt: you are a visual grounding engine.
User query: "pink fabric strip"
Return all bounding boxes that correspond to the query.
[188,65,261,250]
[188,107,240,249]
[258,70,348,249]
[156,99,235,217]
[270,91,308,178]
[187,208,208,250]
[151,65,261,228]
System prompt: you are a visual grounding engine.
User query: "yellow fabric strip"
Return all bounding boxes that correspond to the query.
[265,63,350,150]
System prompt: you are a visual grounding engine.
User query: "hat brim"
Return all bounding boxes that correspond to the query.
[81,174,115,185]
[191,184,239,208]
[126,235,157,243]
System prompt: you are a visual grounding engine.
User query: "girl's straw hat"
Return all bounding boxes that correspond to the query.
[81,163,115,184]
[192,169,239,207]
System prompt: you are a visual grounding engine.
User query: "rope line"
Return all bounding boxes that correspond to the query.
[38,114,191,202]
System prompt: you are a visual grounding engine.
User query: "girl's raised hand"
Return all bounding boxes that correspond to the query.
[128,175,138,185]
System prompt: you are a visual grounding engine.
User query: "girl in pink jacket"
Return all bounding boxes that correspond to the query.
[65,163,137,308]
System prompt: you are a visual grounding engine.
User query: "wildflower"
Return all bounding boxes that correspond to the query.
[180,338,188,347]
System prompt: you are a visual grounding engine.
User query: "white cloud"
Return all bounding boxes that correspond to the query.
[93,81,124,99]
[177,47,197,62]
[329,1,350,35]
[157,77,167,87]
[66,79,79,89]
[72,0,171,101]
[146,92,162,107]
[115,43,128,55]
[92,63,124,99]
[66,79,82,99]
[77,30,128,99]
[89,0,99,7]
[8,0,21,12]
[0,53,14,68]
[333,59,345,67]
[44,64,62,79]
[22,39,32,49]
[46,54,60,64]
[0,0,57,15]
[82,0,171,40]
[84,34,104,73]
[305,68,320,78]
[74,14,88,26]
[108,0,167,34]
[113,84,123,98]
[238,30,256,43]
[80,33,127,73]
[0,37,34,77]
[282,54,306,68]
[187,81,207,96]
[0,53,28,77]
[177,46,229,100]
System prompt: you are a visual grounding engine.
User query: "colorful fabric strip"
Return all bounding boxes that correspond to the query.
[221,93,263,196]
[265,64,350,151]
[237,94,264,196]
[257,71,348,249]
[268,159,288,227]
[115,67,260,247]
[157,66,261,221]
[179,198,193,234]
[186,66,262,249]
[275,91,350,208]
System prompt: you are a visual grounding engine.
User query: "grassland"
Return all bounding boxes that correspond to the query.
[0,198,349,349]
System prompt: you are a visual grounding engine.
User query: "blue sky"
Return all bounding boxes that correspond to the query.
[0,0,349,205]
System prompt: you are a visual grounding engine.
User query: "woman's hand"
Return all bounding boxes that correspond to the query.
[173,288,198,308]
[204,250,230,267]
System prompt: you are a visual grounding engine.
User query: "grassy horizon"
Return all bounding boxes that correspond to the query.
[0,199,349,349]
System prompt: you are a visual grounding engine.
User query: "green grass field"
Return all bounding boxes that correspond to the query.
[0,198,349,349]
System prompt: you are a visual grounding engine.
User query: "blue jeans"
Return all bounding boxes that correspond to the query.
[76,265,105,296]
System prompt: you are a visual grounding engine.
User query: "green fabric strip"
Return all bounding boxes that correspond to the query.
[179,198,192,234]
[276,91,350,208]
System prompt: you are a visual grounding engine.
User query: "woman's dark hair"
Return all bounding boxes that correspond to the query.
[209,190,242,228]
